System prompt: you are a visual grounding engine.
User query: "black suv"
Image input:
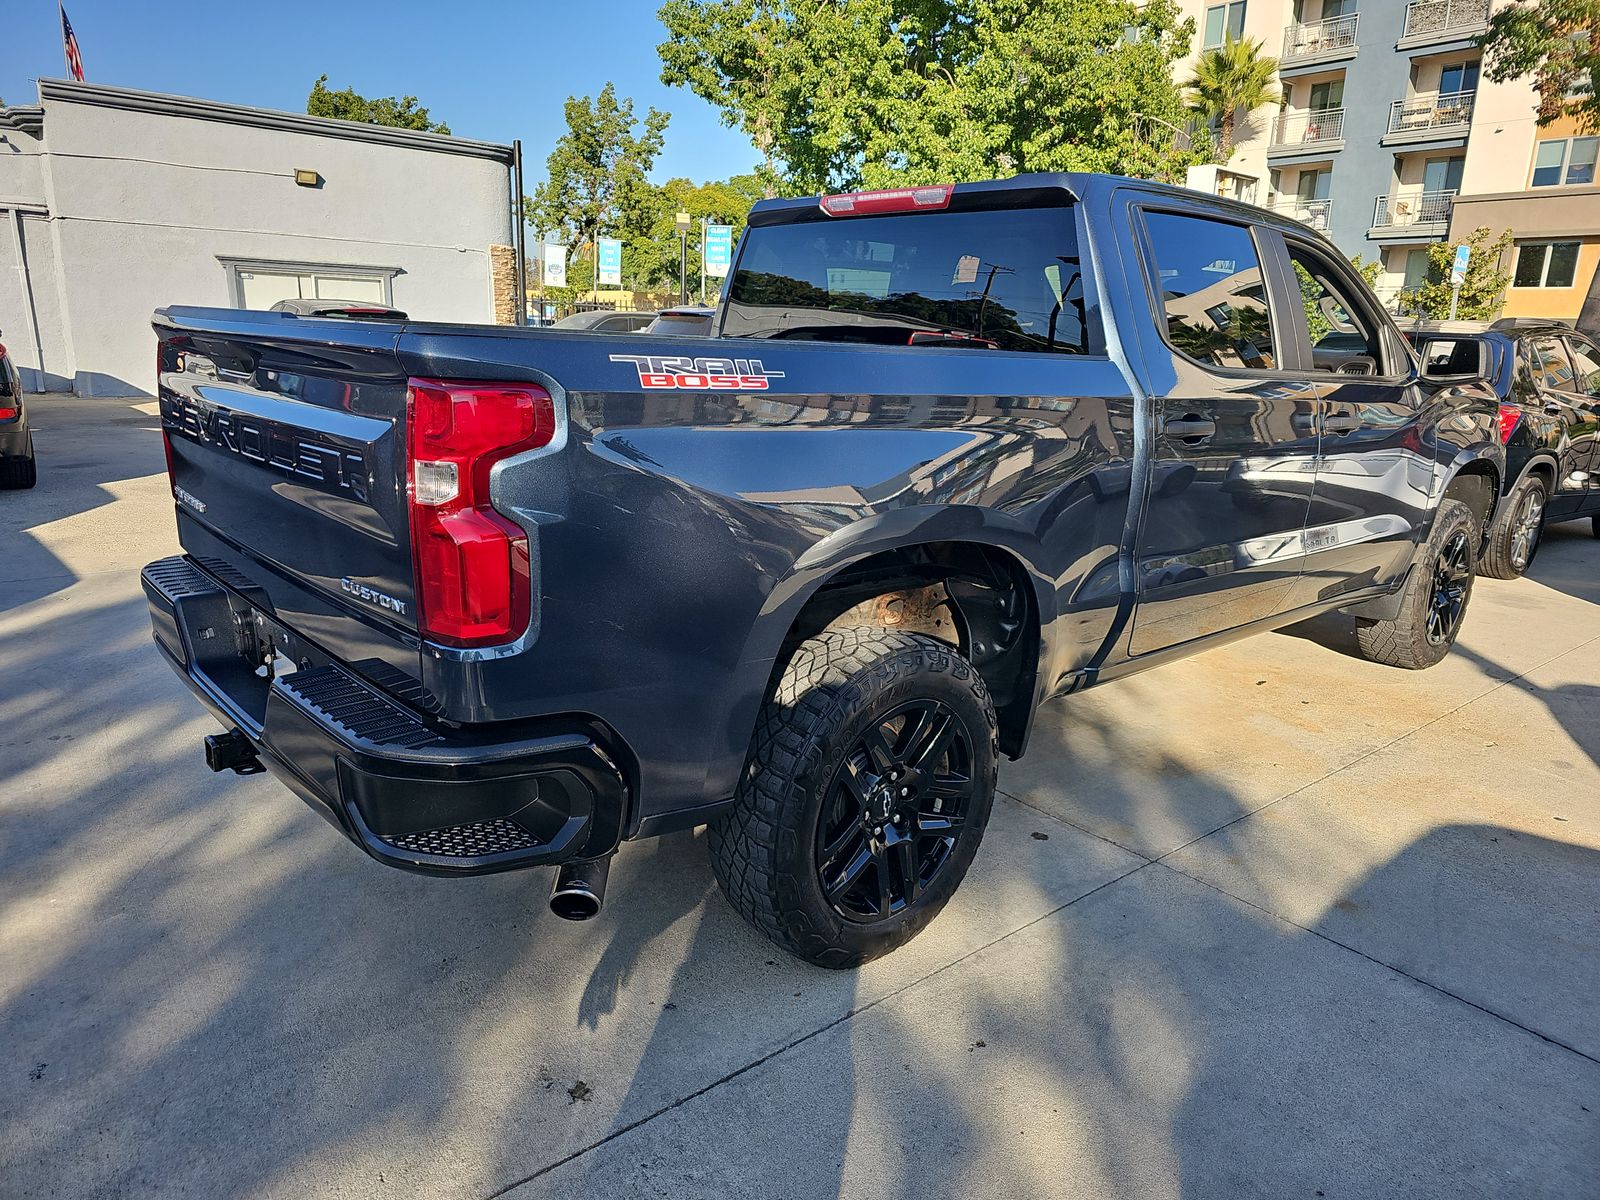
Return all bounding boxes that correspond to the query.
[1410,322,1600,576]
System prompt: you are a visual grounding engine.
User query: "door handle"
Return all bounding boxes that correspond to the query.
[1164,415,1216,443]
[1322,414,1362,434]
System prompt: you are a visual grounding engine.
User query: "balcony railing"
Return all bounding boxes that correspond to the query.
[1271,107,1346,147]
[1403,0,1491,40]
[1267,197,1334,232]
[1387,90,1475,135]
[1371,188,1456,230]
[1282,14,1360,61]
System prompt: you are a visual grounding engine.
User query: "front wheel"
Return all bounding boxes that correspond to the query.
[1478,473,1545,579]
[1354,498,1478,670]
[709,627,997,968]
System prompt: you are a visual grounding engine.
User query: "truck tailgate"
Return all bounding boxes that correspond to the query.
[155,311,418,637]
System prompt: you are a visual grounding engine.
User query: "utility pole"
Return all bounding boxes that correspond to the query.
[699,216,708,305]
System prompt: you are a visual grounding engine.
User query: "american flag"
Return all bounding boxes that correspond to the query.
[61,5,85,82]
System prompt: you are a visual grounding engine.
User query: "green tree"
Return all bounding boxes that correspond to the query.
[628,172,769,295]
[1185,37,1279,159]
[527,84,670,291]
[306,75,451,133]
[1397,228,1515,320]
[657,0,1205,194]
[1480,0,1600,131]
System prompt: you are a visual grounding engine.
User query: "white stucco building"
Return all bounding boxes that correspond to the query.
[0,79,520,395]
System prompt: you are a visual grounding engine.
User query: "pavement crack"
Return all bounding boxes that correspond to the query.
[1151,859,1600,1068]
[480,858,1155,1198]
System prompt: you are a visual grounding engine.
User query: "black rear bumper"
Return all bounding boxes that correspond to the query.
[141,555,629,875]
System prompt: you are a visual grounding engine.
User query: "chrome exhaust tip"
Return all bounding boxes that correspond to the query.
[549,857,611,921]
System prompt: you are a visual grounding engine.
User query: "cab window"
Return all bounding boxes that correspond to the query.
[1285,242,1382,375]
[1529,336,1574,390]
[1141,210,1278,370]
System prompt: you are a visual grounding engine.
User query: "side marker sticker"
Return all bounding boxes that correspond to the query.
[609,354,785,391]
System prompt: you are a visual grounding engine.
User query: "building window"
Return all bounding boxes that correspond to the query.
[219,258,400,309]
[1513,242,1581,289]
[1438,60,1480,95]
[1204,2,1246,48]
[1530,137,1598,187]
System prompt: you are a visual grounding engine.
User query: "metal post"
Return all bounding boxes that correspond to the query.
[511,141,527,327]
[700,217,708,305]
[1448,284,1460,322]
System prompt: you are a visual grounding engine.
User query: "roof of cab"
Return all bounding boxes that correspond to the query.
[745,172,1335,244]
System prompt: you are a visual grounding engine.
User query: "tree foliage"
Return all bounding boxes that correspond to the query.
[657,0,1206,194]
[1480,0,1600,131]
[1398,227,1515,320]
[1186,37,1279,158]
[306,75,451,133]
[526,84,670,289]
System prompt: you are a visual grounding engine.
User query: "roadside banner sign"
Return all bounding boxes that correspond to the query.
[597,237,623,287]
[542,243,567,288]
[704,224,734,278]
[1450,243,1471,286]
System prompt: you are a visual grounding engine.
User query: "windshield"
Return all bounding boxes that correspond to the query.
[722,206,1089,354]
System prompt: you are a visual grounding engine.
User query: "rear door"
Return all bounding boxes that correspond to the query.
[1124,203,1319,655]
[1525,333,1595,516]
[1276,233,1431,606]
[1559,333,1600,509]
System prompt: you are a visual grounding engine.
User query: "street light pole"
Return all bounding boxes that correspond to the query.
[675,211,692,305]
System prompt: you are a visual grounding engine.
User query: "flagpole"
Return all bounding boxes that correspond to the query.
[59,1,67,77]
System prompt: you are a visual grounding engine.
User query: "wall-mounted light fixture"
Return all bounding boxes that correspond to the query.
[293,169,322,188]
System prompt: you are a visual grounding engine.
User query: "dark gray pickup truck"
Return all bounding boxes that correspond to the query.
[143,174,1502,966]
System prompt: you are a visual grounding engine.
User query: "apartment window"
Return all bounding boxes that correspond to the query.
[1309,79,1345,112]
[1513,242,1581,289]
[1321,0,1357,16]
[1402,247,1432,289]
[1438,60,1481,95]
[1422,156,1465,193]
[1204,1,1246,48]
[1530,137,1598,187]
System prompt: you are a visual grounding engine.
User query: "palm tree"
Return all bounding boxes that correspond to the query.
[1186,37,1280,159]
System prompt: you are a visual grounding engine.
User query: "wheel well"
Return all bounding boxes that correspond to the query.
[1444,463,1499,541]
[774,541,1040,759]
[1523,458,1555,489]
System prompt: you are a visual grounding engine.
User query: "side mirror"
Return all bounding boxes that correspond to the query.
[1418,338,1490,384]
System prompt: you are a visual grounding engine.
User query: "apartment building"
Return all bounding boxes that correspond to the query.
[1174,0,1599,327]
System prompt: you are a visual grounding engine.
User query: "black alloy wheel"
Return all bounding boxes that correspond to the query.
[814,699,976,923]
[1426,527,1474,646]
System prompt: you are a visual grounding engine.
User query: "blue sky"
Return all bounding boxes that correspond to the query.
[4,1,759,187]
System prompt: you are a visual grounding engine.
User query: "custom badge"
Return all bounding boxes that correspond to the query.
[609,354,785,391]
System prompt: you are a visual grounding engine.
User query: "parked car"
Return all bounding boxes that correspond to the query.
[143,174,1501,967]
[0,335,36,490]
[643,306,716,336]
[268,299,408,320]
[552,310,658,334]
[1408,321,1600,575]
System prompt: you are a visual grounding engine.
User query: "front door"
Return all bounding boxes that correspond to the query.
[1524,333,1596,519]
[1280,236,1433,605]
[1126,208,1319,655]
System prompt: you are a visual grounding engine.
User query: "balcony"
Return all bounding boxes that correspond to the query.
[1268,108,1346,158]
[1369,189,1456,239]
[1400,0,1491,46]
[1281,14,1359,67]
[1382,91,1475,145]
[1267,197,1334,233]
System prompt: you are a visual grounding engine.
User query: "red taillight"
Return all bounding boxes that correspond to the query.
[406,378,556,647]
[818,185,953,217]
[1497,403,1523,445]
[0,408,17,422]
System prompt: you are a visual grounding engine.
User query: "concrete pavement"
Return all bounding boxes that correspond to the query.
[1,396,1596,1199]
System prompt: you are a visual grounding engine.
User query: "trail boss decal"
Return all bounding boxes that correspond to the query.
[609,354,785,391]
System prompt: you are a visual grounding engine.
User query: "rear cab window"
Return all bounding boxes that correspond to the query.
[723,206,1090,354]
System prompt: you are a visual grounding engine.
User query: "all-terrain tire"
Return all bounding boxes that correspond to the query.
[0,438,36,490]
[1354,498,1478,670]
[1478,472,1546,579]
[708,627,998,969]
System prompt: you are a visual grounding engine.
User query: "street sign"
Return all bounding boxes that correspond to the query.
[542,243,567,288]
[704,224,734,278]
[1450,243,1471,286]
[597,237,622,287]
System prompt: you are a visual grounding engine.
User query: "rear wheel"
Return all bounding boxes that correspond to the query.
[709,627,997,968]
[1478,473,1545,579]
[1354,498,1478,670]
[0,437,36,490]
